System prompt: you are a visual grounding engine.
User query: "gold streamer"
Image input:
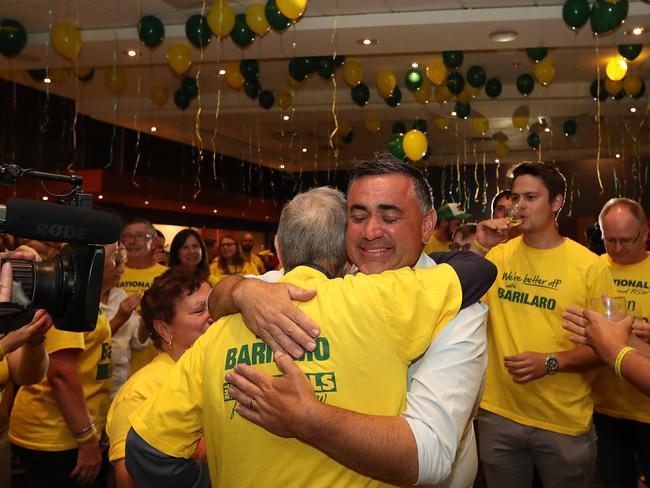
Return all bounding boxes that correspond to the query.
[473,143,479,201]
[595,39,603,194]
[328,9,339,159]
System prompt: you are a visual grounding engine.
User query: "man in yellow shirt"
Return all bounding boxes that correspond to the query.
[424,202,472,253]
[241,232,264,274]
[590,197,650,486]
[471,162,616,488]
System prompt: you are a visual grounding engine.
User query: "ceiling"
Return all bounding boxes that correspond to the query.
[0,0,649,173]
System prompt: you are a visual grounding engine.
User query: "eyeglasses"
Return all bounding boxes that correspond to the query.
[602,231,641,247]
[221,242,237,248]
[450,242,472,251]
[120,232,152,242]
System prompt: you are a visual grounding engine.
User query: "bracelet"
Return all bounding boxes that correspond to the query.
[74,422,96,438]
[472,239,490,254]
[75,428,98,444]
[614,346,636,378]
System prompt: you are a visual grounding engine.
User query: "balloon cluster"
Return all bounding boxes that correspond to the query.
[562,0,629,35]
[388,124,429,162]
[597,44,646,99]
[174,76,198,110]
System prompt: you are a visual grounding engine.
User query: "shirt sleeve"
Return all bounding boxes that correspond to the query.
[402,303,488,486]
[108,387,146,462]
[45,327,85,354]
[129,337,205,458]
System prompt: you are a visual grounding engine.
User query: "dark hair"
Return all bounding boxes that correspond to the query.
[140,268,205,349]
[491,189,512,216]
[217,235,244,273]
[168,229,210,280]
[347,153,434,214]
[512,162,566,204]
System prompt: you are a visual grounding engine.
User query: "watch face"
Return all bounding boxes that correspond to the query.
[545,356,559,374]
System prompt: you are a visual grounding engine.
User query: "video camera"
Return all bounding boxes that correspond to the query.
[0,164,122,334]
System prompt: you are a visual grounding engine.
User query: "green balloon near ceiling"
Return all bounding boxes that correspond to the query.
[404,69,423,91]
[455,102,471,119]
[562,0,590,30]
[485,78,502,98]
[590,79,608,101]
[174,88,191,110]
[138,15,165,48]
[563,119,577,136]
[265,0,291,32]
[181,76,198,98]
[342,130,354,145]
[446,72,465,95]
[317,57,336,79]
[244,78,261,99]
[259,90,275,110]
[231,14,256,48]
[0,19,27,57]
[617,44,642,61]
[240,59,259,81]
[526,47,548,62]
[527,132,540,149]
[385,86,402,107]
[185,14,212,48]
[590,0,628,36]
[351,83,370,107]
[413,119,428,134]
[516,73,535,96]
[27,68,47,82]
[388,133,405,159]
[467,65,486,88]
[442,51,463,69]
[392,121,406,134]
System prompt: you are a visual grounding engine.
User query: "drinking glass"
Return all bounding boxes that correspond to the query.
[506,205,523,227]
[587,295,628,321]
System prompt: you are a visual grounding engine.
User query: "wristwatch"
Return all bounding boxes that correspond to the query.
[544,354,560,375]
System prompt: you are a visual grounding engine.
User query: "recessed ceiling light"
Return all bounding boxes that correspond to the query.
[489,30,519,43]
[630,107,637,113]
[213,209,217,214]
[451,111,457,116]
[625,26,646,36]
[411,62,419,68]
[615,153,621,158]
[98,194,104,200]
[301,147,308,153]
[544,127,551,133]
[358,38,377,46]
[150,126,157,132]
[495,158,500,163]
[127,49,137,57]
[144,200,149,205]
[181,205,186,210]
[265,216,269,220]
[218,69,226,75]
[279,164,285,169]
[42,196,49,201]
[282,115,290,121]
[43,77,51,84]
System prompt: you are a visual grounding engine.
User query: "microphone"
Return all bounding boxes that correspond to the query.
[0,199,122,244]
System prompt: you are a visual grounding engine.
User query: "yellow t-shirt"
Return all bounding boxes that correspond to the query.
[247,253,265,274]
[9,312,112,451]
[209,259,260,284]
[0,357,10,436]
[424,234,450,254]
[481,236,616,436]
[591,253,650,423]
[131,264,462,487]
[119,263,168,374]
[106,351,174,462]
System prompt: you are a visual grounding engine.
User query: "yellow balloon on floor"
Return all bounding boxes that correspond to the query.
[496,142,509,159]
[225,62,245,89]
[605,78,622,96]
[403,129,428,161]
[208,0,236,38]
[534,58,556,86]
[151,85,169,106]
[104,67,127,96]
[414,81,431,104]
[434,84,453,104]
[277,0,307,20]
[167,43,192,75]
[246,3,270,36]
[434,118,448,130]
[426,58,447,86]
[473,117,490,135]
[51,22,82,61]
[622,73,642,96]
[343,60,363,87]
[276,89,292,109]
[365,116,381,134]
[376,69,397,98]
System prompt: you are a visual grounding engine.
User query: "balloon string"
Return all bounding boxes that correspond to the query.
[132,22,143,186]
[473,143,479,201]
[211,9,223,183]
[328,6,338,159]
[481,151,488,210]
[193,0,208,200]
[495,159,501,194]
[595,38,603,195]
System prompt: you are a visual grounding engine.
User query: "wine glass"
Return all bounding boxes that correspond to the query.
[587,295,628,321]
[506,205,523,227]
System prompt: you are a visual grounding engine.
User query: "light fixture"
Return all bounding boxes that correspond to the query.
[144,200,149,205]
[150,126,157,132]
[358,38,377,46]
[43,77,51,84]
[98,194,104,200]
[544,127,551,133]
[42,196,49,201]
[489,30,519,43]
[495,158,500,163]
[615,153,621,159]
[451,111,457,116]
[279,164,285,169]
[265,216,269,220]
[181,205,186,210]
[301,147,308,153]
[411,62,419,68]
[218,69,226,75]
[630,107,637,113]
[282,115,290,121]
[606,57,628,81]
[625,26,646,36]
[127,50,137,57]
[213,209,217,214]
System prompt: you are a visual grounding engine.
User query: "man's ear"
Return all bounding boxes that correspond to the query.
[274,235,284,268]
[422,209,436,244]
[551,193,564,215]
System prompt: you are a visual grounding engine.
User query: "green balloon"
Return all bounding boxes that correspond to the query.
[181,76,198,98]
[333,55,346,67]
[240,59,259,81]
[77,68,95,82]
[288,57,309,81]
[244,79,261,99]
[563,119,577,136]
[392,121,406,134]
[342,130,354,145]
[27,68,46,82]
[618,44,642,61]
[231,14,255,48]
[351,83,370,107]
[442,51,463,69]
[527,132,540,149]
[467,65,486,88]
[0,19,27,57]
[388,133,405,159]
[526,47,548,62]
[590,79,608,101]
[385,87,402,107]
[446,72,465,95]
[265,0,291,32]
[138,15,165,48]
[174,89,191,110]
[404,69,423,92]
[562,0,590,30]
[186,14,212,48]
[317,57,336,79]
[485,78,502,98]
[455,102,471,119]
[590,0,628,36]
[516,73,535,96]
[259,90,275,110]
[413,119,428,134]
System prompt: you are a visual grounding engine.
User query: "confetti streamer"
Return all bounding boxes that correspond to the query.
[594,39,604,195]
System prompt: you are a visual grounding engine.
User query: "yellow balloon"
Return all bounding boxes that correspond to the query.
[343,60,363,87]
[512,105,529,130]
[623,73,642,96]
[605,78,622,96]
[376,70,397,98]
[434,118,449,130]
[225,62,245,89]
[51,22,82,61]
[104,66,127,96]
[287,74,303,90]
[534,58,556,86]
[338,121,352,138]
[167,43,192,75]
[277,0,307,20]
[495,142,509,159]
[151,85,169,106]
[246,3,270,36]
[276,89,292,109]
[606,57,627,81]
[75,66,93,79]
[403,129,428,161]
[434,84,453,104]
[414,81,431,104]
[48,68,69,84]
[365,116,381,134]
[208,0,236,38]
[472,117,490,136]
[425,57,447,86]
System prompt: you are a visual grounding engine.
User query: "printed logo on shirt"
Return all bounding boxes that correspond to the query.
[96,342,112,380]
[119,280,152,289]
[615,279,650,297]
[501,271,562,290]
[497,287,557,310]
[224,337,331,370]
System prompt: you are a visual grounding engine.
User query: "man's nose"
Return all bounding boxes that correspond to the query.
[363,216,384,239]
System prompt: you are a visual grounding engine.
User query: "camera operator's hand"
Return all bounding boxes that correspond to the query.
[0,309,52,354]
[71,435,102,486]
[0,246,41,303]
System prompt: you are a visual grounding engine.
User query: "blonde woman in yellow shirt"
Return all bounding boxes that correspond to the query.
[209,235,258,284]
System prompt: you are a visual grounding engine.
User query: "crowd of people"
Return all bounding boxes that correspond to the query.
[0,155,648,488]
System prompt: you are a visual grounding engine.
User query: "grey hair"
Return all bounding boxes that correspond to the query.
[347,153,434,214]
[598,197,647,229]
[276,187,348,277]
